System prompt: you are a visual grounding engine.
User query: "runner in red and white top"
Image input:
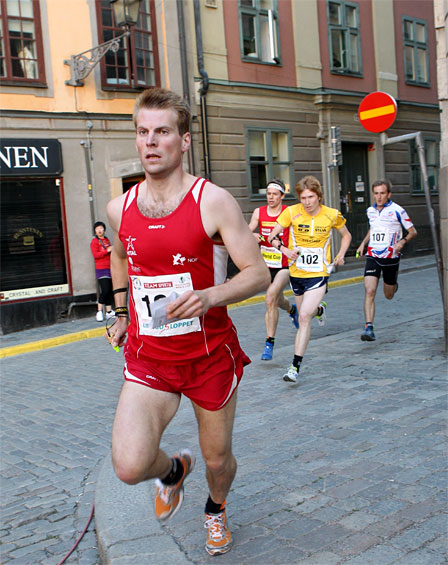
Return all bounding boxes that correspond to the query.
[105,88,269,557]
[248,179,299,361]
[356,179,417,342]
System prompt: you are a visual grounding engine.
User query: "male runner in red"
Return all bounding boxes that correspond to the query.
[106,88,269,556]
[249,179,298,360]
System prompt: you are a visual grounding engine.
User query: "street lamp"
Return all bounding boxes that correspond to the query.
[64,0,141,87]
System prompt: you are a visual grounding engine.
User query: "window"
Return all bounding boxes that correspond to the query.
[0,0,45,85]
[327,0,361,76]
[97,0,159,90]
[403,17,429,86]
[409,139,439,195]
[247,128,292,198]
[0,178,69,300]
[239,0,280,64]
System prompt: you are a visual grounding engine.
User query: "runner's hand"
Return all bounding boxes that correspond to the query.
[356,244,364,257]
[166,290,210,320]
[106,316,128,348]
[282,247,298,261]
[334,254,345,266]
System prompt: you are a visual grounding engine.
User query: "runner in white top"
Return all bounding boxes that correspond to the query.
[356,179,417,341]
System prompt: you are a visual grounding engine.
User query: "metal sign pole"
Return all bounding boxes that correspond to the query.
[382,132,444,307]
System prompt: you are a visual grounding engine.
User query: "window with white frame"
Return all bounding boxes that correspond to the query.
[327,0,361,76]
[239,0,280,64]
[247,128,292,198]
[0,0,46,85]
[409,138,439,195]
[403,17,429,86]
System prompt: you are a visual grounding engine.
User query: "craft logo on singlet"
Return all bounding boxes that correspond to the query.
[126,235,137,256]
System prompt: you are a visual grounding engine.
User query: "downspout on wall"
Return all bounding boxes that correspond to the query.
[193,0,211,180]
[177,0,195,176]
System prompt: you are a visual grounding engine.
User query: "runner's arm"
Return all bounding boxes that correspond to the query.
[356,229,370,257]
[248,208,262,242]
[166,185,270,321]
[333,225,352,266]
[106,195,129,348]
[393,225,417,254]
[268,222,298,261]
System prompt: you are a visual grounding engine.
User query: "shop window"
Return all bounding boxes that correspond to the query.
[96,0,159,90]
[403,17,429,87]
[0,178,69,301]
[409,138,439,195]
[0,0,46,85]
[327,0,362,76]
[247,128,292,199]
[239,0,280,64]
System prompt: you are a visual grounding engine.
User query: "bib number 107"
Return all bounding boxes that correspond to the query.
[372,232,386,242]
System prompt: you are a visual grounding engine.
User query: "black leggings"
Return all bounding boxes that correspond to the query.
[98,277,113,306]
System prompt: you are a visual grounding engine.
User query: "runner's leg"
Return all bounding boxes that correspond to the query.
[112,381,181,484]
[192,393,237,505]
[265,269,291,337]
[364,276,379,323]
[294,285,327,356]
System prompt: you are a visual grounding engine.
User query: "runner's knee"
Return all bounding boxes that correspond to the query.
[203,451,234,476]
[112,449,156,485]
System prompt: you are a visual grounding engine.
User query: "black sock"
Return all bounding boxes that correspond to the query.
[317,306,323,317]
[161,457,184,486]
[293,355,303,370]
[365,322,373,328]
[266,337,275,344]
[205,495,224,515]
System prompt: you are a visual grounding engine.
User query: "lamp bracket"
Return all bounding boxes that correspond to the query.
[64,30,129,86]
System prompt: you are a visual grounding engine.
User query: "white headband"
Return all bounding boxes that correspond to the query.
[267,182,285,194]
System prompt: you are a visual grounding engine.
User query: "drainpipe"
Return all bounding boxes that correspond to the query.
[193,0,211,180]
[177,0,195,175]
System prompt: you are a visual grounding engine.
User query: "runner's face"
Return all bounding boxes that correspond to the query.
[266,187,284,208]
[300,188,320,214]
[372,185,390,208]
[135,108,190,178]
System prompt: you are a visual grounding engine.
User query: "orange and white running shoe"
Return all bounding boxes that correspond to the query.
[154,449,195,521]
[204,507,232,556]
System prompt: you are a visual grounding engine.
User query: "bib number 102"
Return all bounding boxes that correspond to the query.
[298,254,319,265]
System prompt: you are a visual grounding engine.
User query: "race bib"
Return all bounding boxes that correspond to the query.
[261,245,282,268]
[296,247,323,273]
[130,273,201,337]
[370,228,389,249]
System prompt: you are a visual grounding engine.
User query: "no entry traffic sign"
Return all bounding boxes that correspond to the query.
[358,92,397,133]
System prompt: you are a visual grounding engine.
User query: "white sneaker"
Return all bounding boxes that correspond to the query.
[105,310,115,319]
[316,301,327,326]
[283,365,298,383]
[96,311,104,322]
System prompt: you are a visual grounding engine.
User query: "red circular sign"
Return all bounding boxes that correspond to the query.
[358,92,397,133]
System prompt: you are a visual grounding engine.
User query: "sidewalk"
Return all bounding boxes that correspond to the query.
[91,256,446,564]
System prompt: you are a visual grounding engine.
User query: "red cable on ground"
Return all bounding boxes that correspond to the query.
[56,503,95,565]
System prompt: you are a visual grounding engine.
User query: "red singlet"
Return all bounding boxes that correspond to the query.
[258,205,289,269]
[119,177,238,363]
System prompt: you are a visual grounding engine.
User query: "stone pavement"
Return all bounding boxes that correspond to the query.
[1,254,446,564]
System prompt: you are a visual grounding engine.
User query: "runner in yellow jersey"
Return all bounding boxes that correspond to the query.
[268,176,352,382]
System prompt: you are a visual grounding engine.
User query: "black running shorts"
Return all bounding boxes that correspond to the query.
[364,256,400,286]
